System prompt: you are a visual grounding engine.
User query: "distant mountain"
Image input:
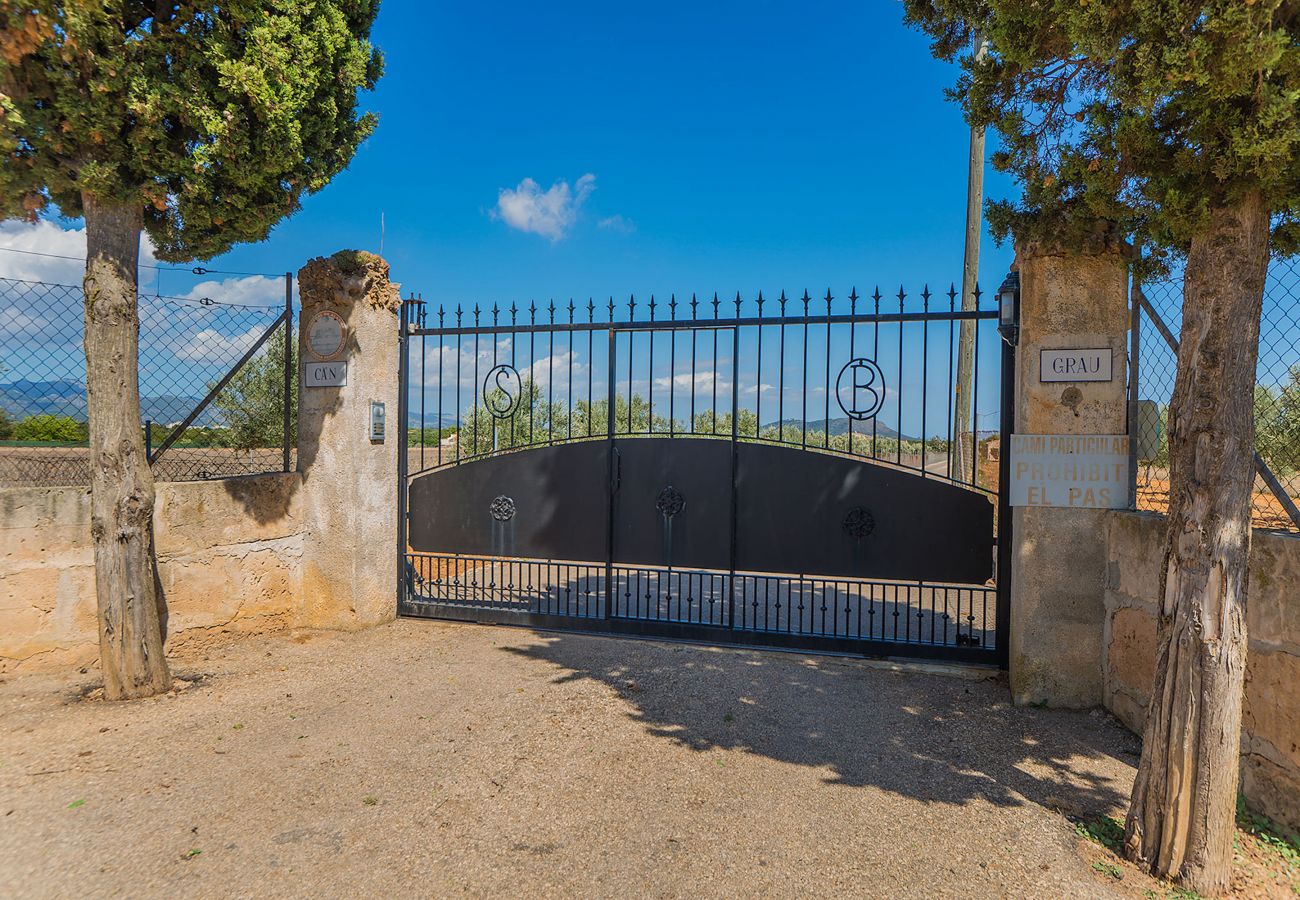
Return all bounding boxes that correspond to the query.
[763,417,916,442]
[0,380,220,427]
[408,413,461,430]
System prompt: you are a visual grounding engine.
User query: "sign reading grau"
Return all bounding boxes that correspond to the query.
[1009,434,1130,509]
[1039,347,1113,382]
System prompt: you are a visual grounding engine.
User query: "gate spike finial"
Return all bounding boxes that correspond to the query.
[897,285,906,310]
[756,290,765,317]
[849,287,858,314]
[509,301,518,324]
[800,289,811,314]
[567,299,575,323]
[529,299,537,324]
[438,304,445,327]
[973,282,982,306]
[778,289,787,314]
[947,283,957,309]
[455,303,463,326]
[921,284,931,310]
[668,293,677,319]
[711,292,720,318]
[690,293,699,319]
[547,298,555,323]
[607,296,616,320]
[586,298,595,322]
[734,291,742,317]
[472,303,480,326]
[871,287,881,312]
[628,294,636,319]
[648,294,656,321]
[491,303,499,326]
[824,288,833,313]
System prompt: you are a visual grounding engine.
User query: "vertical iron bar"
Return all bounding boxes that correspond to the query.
[728,324,740,630]
[824,291,832,449]
[896,288,904,466]
[971,298,982,485]
[283,272,293,472]
[1128,277,1142,509]
[397,299,411,612]
[920,288,929,475]
[995,324,1015,666]
[605,328,617,620]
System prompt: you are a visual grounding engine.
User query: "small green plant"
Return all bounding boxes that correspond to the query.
[66,798,85,809]
[723,713,734,723]
[1091,861,1123,880]
[362,796,378,806]
[231,723,244,731]
[1236,795,1299,869]
[1075,816,1124,853]
[182,848,202,860]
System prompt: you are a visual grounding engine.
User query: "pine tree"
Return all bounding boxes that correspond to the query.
[1,2,382,699]
[904,2,1299,893]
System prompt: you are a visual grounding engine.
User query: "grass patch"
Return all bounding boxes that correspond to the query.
[1236,795,1299,870]
[1075,815,1124,853]
[1092,860,1123,880]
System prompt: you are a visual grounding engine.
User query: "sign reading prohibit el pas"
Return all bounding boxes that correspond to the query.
[1008,434,1130,509]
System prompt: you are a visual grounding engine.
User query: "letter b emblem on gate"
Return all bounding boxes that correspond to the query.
[836,358,886,421]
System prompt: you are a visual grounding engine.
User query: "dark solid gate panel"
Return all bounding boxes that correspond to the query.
[407,441,609,562]
[734,443,993,584]
[611,437,732,571]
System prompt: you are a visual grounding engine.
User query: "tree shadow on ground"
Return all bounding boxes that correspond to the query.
[503,631,1140,820]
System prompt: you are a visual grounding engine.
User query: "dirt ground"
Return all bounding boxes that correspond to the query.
[0,620,1181,898]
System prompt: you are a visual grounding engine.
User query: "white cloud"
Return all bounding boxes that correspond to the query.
[597,214,635,234]
[493,174,596,241]
[178,274,285,308]
[0,219,161,286]
[176,327,262,363]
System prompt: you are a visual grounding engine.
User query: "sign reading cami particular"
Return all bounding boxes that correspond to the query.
[304,310,347,388]
[1008,434,1130,509]
[1039,348,1113,382]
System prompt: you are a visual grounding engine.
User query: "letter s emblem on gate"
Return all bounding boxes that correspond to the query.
[483,364,522,418]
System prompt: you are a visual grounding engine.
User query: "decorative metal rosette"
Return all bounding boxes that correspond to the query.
[655,486,685,518]
[489,495,516,522]
[842,506,875,539]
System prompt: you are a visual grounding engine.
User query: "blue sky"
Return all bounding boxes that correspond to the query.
[1,0,1017,306]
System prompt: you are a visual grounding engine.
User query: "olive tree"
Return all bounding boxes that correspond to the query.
[0,2,381,699]
[903,2,1299,893]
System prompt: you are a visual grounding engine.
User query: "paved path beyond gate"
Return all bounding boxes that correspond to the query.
[0,621,1136,898]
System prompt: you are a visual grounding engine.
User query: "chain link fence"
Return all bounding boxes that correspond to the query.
[0,276,296,487]
[1132,256,1300,532]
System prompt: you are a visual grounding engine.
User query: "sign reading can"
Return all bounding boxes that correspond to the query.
[1040,348,1113,382]
[1009,434,1129,509]
[304,361,347,388]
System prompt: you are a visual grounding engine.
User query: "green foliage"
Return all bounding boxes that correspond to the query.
[903,1,1300,266]
[0,406,13,440]
[1075,815,1124,852]
[1091,861,1123,880]
[1255,367,1300,477]
[1236,795,1300,870]
[212,328,295,451]
[13,414,87,443]
[0,2,382,260]
[408,426,458,447]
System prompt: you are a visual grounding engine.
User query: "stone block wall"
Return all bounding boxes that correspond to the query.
[1103,510,1300,830]
[0,473,304,673]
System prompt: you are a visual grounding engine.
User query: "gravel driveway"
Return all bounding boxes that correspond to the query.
[0,619,1140,898]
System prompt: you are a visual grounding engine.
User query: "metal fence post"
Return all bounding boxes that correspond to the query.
[1127,276,1141,509]
[283,272,293,473]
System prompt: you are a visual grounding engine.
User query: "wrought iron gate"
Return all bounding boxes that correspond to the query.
[398,287,1013,665]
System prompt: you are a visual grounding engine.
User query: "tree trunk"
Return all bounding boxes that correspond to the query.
[82,193,171,700]
[1123,190,1269,895]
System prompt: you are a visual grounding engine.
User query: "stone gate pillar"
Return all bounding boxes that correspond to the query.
[296,251,401,628]
[1009,235,1130,707]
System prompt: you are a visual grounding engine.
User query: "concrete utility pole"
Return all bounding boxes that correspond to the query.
[953,32,989,484]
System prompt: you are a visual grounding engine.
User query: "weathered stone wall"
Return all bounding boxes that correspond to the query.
[0,473,303,672]
[1104,509,1300,830]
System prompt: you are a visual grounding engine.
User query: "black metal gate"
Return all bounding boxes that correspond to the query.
[398,287,1013,665]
